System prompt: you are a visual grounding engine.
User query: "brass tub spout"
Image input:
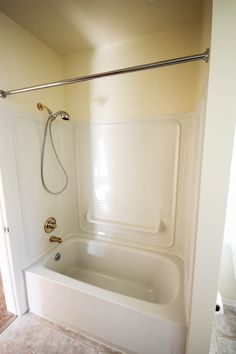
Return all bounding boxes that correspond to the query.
[49,236,63,243]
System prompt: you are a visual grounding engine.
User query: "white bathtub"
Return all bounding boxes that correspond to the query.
[25,236,186,354]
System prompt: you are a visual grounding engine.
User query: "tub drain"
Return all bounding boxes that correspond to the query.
[55,252,61,261]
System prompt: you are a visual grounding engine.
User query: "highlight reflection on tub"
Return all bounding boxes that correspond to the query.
[25,236,186,354]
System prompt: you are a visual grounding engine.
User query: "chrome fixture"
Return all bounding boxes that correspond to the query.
[38,102,70,194]
[52,110,70,121]
[37,102,71,121]
[0,49,210,98]
[50,236,63,243]
[55,252,61,261]
[44,217,57,233]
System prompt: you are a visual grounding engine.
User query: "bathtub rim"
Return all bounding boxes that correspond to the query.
[36,233,185,264]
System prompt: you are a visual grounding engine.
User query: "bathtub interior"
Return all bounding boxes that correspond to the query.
[44,238,180,305]
[25,250,186,354]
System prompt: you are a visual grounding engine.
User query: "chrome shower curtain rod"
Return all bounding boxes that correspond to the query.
[0,48,209,99]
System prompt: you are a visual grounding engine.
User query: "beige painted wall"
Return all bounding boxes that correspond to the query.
[196,0,212,99]
[187,0,236,353]
[63,22,207,121]
[0,11,64,114]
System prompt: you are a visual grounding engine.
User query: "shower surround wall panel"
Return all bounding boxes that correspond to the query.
[180,101,205,323]
[74,111,201,257]
[15,116,78,253]
[0,105,202,323]
[13,115,78,256]
[0,107,78,312]
[76,118,180,249]
[19,110,200,354]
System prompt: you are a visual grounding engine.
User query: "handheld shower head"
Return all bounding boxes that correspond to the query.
[39,103,71,195]
[37,103,71,121]
[53,111,71,121]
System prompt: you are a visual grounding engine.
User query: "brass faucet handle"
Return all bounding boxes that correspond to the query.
[44,217,57,233]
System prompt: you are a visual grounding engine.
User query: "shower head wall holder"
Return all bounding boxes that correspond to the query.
[37,102,52,115]
[0,90,6,98]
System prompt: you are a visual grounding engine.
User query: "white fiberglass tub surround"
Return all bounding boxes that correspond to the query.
[22,117,187,353]
[25,236,186,354]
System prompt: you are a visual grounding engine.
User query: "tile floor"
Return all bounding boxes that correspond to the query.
[0,312,127,354]
[210,305,236,354]
[4,306,236,354]
[5,306,236,353]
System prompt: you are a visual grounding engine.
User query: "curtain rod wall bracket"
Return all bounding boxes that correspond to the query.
[0,90,7,99]
[0,48,210,99]
[203,48,210,63]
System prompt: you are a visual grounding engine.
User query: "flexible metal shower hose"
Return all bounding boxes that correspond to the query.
[41,117,68,194]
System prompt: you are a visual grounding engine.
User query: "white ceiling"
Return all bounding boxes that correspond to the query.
[0,0,204,55]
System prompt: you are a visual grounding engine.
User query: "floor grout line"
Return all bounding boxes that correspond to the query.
[0,311,127,354]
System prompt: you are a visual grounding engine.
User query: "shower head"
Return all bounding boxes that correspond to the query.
[52,111,71,121]
[37,103,71,121]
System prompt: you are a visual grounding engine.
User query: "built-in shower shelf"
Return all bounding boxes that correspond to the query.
[86,210,162,234]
